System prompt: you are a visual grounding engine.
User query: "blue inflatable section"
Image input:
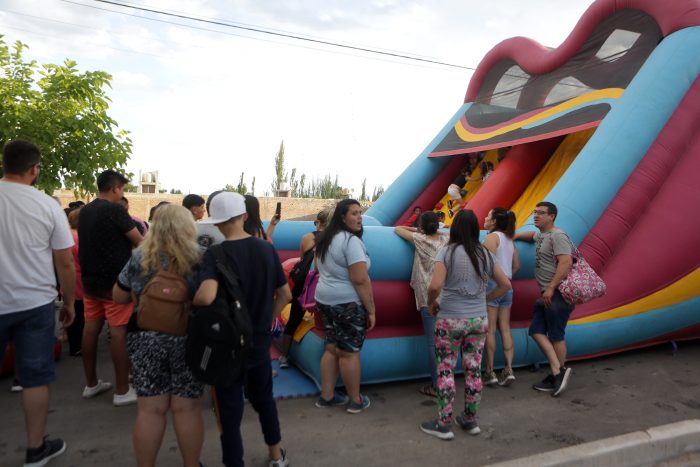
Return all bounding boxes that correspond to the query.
[289,295,700,388]
[516,26,700,276]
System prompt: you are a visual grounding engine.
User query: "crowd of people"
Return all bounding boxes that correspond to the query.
[1,138,576,465]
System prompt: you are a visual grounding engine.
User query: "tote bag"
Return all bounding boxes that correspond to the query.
[554,236,606,305]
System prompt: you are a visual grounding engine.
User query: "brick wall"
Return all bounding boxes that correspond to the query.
[53,190,339,221]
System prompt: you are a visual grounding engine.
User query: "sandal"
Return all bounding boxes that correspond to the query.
[419,384,438,398]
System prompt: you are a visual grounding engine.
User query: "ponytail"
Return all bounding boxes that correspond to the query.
[505,210,516,238]
[490,207,517,239]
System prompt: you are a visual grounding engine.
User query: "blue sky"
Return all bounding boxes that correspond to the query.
[0,0,595,196]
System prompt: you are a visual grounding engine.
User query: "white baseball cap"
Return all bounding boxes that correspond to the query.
[200,191,246,225]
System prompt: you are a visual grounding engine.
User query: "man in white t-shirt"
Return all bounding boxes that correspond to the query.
[0,140,76,466]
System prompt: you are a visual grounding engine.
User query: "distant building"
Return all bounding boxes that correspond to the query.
[139,170,160,194]
[274,181,291,198]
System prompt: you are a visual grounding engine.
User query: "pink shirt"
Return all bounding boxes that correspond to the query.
[71,230,84,300]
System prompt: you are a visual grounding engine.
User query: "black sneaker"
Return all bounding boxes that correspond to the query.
[420,419,454,440]
[552,367,572,397]
[532,374,555,392]
[454,413,481,435]
[24,436,66,467]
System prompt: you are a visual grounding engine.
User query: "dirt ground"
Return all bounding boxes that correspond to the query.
[1,338,699,467]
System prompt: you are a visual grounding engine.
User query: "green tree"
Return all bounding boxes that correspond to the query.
[0,37,132,195]
[125,183,138,193]
[223,184,236,192]
[289,168,298,197]
[271,140,286,193]
[372,185,384,202]
[360,178,367,201]
[169,188,182,194]
[250,176,256,196]
[235,172,247,195]
[298,174,306,198]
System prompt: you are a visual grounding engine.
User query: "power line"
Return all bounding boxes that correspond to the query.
[3,5,466,73]
[0,23,170,59]
[80,0,474,70]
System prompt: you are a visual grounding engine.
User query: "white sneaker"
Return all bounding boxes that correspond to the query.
[279,355,289,369]
[113,386,137,406]
[10,378,22,393]
[82,380,113,399]
[268,448,289,467]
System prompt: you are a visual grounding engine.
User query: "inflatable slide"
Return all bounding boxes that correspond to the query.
[270,0,700,386]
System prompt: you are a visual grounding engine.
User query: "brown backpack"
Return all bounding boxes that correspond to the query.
[137,268,191,336]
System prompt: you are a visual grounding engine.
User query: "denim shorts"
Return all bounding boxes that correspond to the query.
[0,302,57,388]
[528,290,575,342]
[317,302,368,352]
[486,279,513,308]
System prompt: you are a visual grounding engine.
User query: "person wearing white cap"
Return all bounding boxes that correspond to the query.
[193,192,292,467]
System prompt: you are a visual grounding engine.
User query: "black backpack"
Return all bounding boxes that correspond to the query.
[289,247,315,298]
[185,245,253,387]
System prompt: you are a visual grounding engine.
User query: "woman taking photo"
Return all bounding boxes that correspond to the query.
[394,211,448,397]
[314,199,375,413]
[482,208,520,387]
[244,195,280,242]
[420,210,511,440]
[278,208,330,368]
[113,205,204,467]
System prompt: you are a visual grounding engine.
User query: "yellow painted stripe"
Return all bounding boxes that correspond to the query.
[455,88,624,142]
[570,267,700,325]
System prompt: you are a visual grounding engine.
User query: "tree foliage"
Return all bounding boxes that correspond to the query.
[271,140,286,193]
[0,37,132,195]
[266,141,379,200]
[235,172,247,195]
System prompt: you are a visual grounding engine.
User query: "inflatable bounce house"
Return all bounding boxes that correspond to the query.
[271,0,700,387]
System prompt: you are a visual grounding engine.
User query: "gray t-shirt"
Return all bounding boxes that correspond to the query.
[315,231,371,306]
[434,244,494,319]
[534,228,573,291]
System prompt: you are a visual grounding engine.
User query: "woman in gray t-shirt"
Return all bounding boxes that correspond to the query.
[420,210,511,440]
[313,199,376,414]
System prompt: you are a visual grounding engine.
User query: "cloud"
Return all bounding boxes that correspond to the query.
[112,70,151,88]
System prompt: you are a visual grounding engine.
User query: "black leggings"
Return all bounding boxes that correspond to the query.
[66,299,84,355]
[283,298,305,337]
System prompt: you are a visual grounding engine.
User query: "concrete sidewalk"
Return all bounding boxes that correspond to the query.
[487,419,700,466]
[1,337,699,466]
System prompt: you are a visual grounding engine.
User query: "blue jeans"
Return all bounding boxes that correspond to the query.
[420,307,437,388]
[0,302,56,388]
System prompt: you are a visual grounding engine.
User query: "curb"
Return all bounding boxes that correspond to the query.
[486,419,700,467]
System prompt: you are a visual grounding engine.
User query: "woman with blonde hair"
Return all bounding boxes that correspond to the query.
[112,204,204,467]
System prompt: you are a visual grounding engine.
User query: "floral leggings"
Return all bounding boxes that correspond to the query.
[435,317,488,426]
